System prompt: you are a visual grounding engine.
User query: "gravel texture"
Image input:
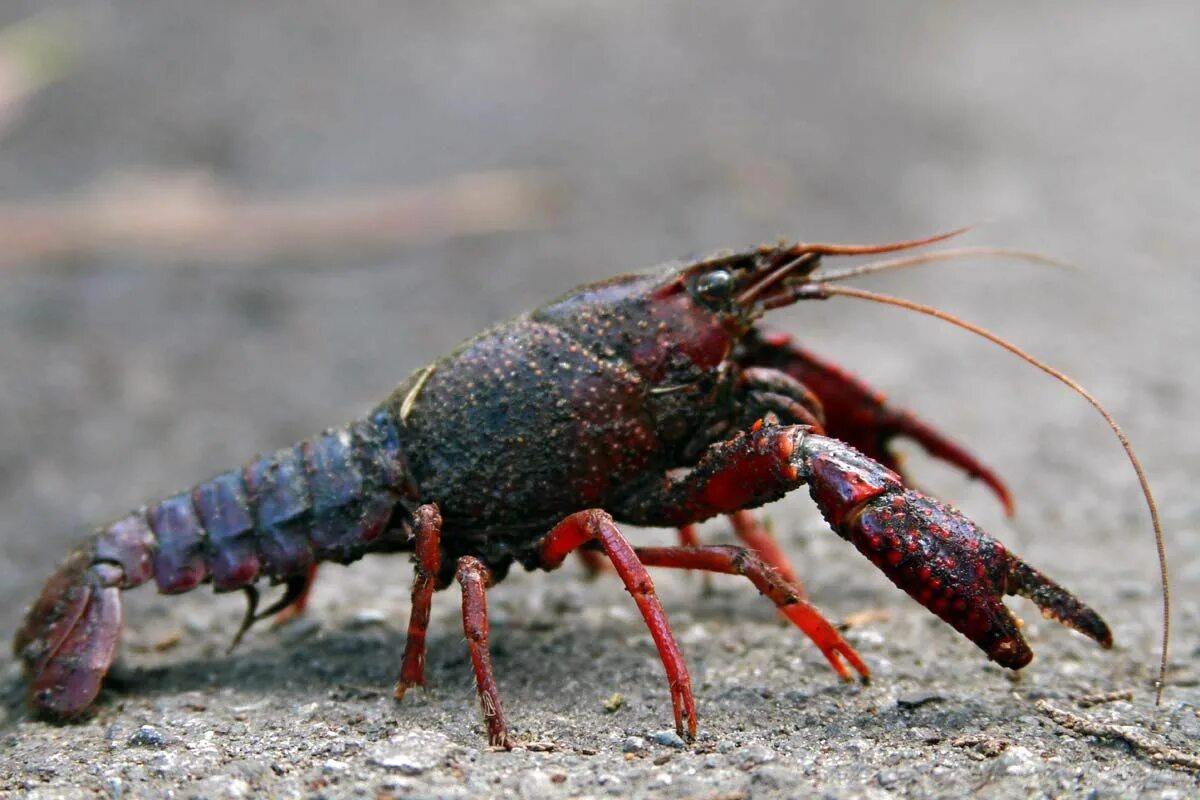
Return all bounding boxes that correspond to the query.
[1,3,1198,798]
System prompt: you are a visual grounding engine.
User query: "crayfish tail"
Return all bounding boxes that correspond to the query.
[13,408,415,719]
[14,546,127,719]
[15,512,157,718]
[156,409,409,597]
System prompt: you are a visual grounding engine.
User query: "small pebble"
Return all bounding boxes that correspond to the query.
[518,769,555,799]
[370,754,429,775]
[998,745,1038,777]
[621,736,646,753]
[127,726,168,748]
[279,616,321,643]
[349,608,387,628]
[736,744,775,769]
[649,730,685,749]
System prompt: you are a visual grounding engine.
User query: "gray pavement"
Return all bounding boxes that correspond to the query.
[1,3,1197,798]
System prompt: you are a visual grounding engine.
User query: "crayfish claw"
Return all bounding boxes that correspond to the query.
[843,486,1041,670]
[843,486,1117,670]
[1005,558,1114,650]
[797,433,1111,671]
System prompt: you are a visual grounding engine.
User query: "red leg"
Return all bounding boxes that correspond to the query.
[271,562,319,626]
[727,510,802,592]
[743,329,1014,515]
[540,509,698,740]
[455,556,511,748]
[675,512,803,597]
[589,524,702,576]
[614,423,1109,669]
[635,544,865,680]
[395,504,443,700]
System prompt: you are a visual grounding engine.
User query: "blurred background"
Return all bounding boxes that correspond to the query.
[0,1,1197,792]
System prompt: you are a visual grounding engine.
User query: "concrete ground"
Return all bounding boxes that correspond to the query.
[1,3,1197,798]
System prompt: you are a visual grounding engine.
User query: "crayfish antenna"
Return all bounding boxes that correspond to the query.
[811,247,1076,284]
[808,282,1171,705]
[787,226,972,257]
[738,228,977,307]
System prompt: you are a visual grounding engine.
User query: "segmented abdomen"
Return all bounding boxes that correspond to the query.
[93,407,412,595]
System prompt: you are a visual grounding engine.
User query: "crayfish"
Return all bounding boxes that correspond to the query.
[13,231,1167,747]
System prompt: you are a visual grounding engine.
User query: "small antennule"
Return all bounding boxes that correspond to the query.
[807,282,1171,705]
[738,228,975,307]
[788,226,972,257]
[813,247,1076,284]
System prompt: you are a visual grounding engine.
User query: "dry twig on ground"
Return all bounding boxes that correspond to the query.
[0,169,561,267]
[1036,700,1200,772]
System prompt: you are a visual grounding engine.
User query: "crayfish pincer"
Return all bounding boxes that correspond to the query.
[15,231,1165,748]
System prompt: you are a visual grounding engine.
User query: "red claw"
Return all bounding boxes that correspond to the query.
[797,433,1111,666]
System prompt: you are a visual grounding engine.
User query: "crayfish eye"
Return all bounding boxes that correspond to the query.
[694,269,735,306]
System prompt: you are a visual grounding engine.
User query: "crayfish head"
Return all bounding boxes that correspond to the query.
[531,231,964,391]
[678,228,981,324]
[530,245,826,392]
[674,243,826,333]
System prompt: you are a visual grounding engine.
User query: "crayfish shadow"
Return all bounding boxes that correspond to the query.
[54,610,666,719]
[106,627,414,702]
[1,672,29,729]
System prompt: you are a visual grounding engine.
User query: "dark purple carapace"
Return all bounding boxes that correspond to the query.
[14,236,1114,745]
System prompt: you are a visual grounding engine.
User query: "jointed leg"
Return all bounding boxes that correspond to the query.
[736,366,826,432]
[395,504,443,699]
[670,511,803,598]
[635,544,864,679]
[229,569,312,653]
[615,422,1109,670]
[540,509,698,740]
[392,511,511,746]
[726,510,801,590]
[674,523,714,591]
[456,556,510,748]
[741,329,1014,515]
[270,562,320,627]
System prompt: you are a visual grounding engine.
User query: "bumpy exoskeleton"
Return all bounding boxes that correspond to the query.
[14,234,1113,746]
